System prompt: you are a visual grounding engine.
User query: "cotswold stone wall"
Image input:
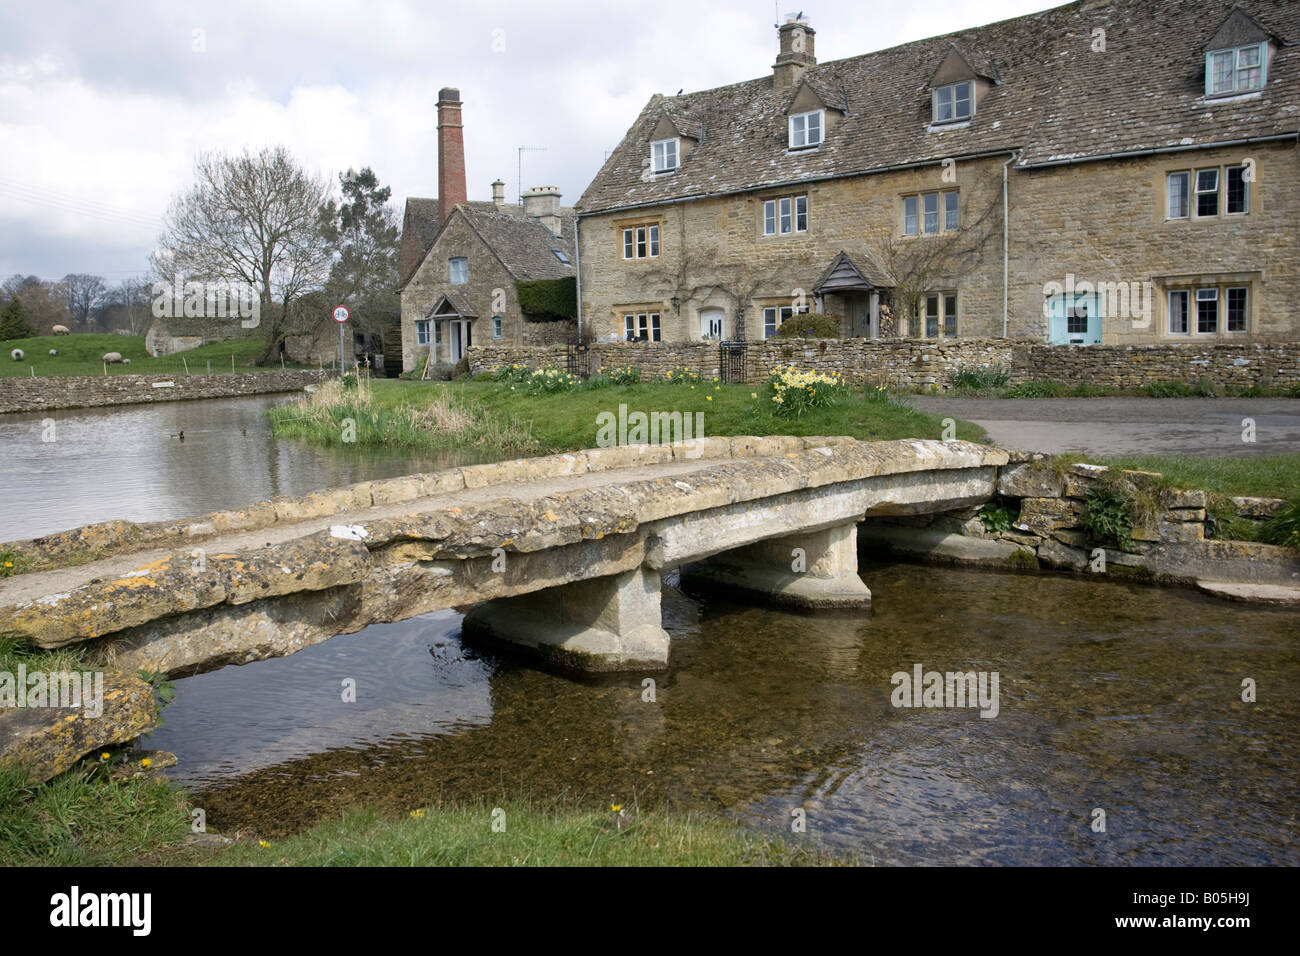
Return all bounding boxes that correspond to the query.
[468,339,1300,389]
[0,369,329,414]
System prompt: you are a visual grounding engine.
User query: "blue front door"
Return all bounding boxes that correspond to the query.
[1047,293,1102,345]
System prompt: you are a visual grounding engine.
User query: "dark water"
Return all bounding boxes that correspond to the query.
[0,395,482,541]
[149,561,1300,866]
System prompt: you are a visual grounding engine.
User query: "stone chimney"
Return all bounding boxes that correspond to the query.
[491,179,505,209]
[773,17,816,89]
[521,186,562,235]
[437,87,467,227]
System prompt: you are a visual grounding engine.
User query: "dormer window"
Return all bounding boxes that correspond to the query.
[652,138,678,173]
[788,110,823,149]
[933,81,973,123]
[1206,42,1267,96]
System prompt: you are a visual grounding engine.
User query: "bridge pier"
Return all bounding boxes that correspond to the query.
[460,567,671,672]
[680,522,872,611]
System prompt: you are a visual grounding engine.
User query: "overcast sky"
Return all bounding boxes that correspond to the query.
[0,0,1062,282]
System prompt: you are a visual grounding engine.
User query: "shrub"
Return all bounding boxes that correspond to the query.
[1139,380,1193,398]
[1080,486,1136,549]
[514,277,577,319]
[952,365,1010,390]
[1003,379,1070,398]
[763,366,848,417]
[1193,377,1217,398]
[771,313,841,339]
[0,298,35,341]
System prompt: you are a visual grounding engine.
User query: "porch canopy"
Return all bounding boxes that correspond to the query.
[813,251,889,338]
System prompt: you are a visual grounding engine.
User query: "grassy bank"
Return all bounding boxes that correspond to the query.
[0,766,834,866]
[1057,452,1300,501]
[0,333,309,378]
[268,374,986,457]
[945,367,1300,399]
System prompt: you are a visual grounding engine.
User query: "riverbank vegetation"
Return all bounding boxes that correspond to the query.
[267,372,986,456]
[0,333,315,379]
[0,766,836,866]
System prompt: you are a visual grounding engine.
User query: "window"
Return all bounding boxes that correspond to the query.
[415,320,431,346]
[789,110,823,149]
[1226,287,1248,332]
[623,312,661,341]
[1196,288,1218,333]
[1207,43,1266,96]
[1227,166,1250,214]
[903,190,959,235]
[492,316,502,339]
[652,138,678,173]
[762,304,810,338]
[552,248,571,264]
[933,81,974,123]
[762,195,808,235]
[907,294,957,337]
[449,257,468,284]
[925,296,940,338]
[1196,169,1219,217]
[1067,304,1089,335]
[1168,290,1189,334]
[944,294,958,337]
[1167,172,1190,219]
[621,223,660,259]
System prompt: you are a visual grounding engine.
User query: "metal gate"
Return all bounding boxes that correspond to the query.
[565,341,591,379]
[719,341,747,383]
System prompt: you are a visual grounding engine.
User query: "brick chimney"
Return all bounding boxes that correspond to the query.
[437,87,467,227]
[521,186,562,235]
[773,17,816,89]
[491,179,505,209]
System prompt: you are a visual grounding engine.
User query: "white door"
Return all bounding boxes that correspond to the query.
[700,308,724,340]
[449,320,463,361]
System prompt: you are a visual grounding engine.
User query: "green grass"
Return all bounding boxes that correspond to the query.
[269,377,986,456]
[199,802,839,867]
[1054,452,1300,500]
[0,764,190,866]
[0,333,309,378]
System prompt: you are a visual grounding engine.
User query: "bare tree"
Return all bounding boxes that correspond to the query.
[97,276,153,335]
[864,172,1003,337]
[154,146,333,364]
[62,274,107,332]
[2,275,71,334]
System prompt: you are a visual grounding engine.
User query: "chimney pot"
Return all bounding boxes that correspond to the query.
[437,87,468,227]
[491,179,505,208]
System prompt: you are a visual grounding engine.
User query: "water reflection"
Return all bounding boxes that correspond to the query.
[0,395,485,541]
[150,562,1300,865]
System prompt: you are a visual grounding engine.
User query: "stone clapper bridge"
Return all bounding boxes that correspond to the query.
[0,438,1007,676]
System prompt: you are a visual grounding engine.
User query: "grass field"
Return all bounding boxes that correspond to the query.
[267,375,987,458]
[0,333,308,378]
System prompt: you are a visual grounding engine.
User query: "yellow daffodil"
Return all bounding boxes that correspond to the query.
[611,804,623,812]
[259,839,271,848]
[140,758,151,768]
[410,809,426,819]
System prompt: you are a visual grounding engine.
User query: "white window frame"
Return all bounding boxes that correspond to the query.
[415,319,431,346]
[1167,171,1190,219]
[1195,168,1220,218]
[1206,42,1266,96]
[762,195,808,236]
[1168,290,1189,334]
[903,195,918,236]
[651,137,678,174]
[449,257,469,285]
[621,223,660,259]
[492,315,502,339]
[1196,287,1218,334]
[762,304,810,339]
[788,109,824,149]
[904,190,959,236]
[623,311,662,342]
[932,81,974,124]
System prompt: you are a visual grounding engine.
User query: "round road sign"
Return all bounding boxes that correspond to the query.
[332,306,350,323]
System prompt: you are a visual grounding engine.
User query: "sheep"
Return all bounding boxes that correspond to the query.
[51,325,70,335]
[101,352,123,363]
[10,348,24,361]
[48,349,58,356]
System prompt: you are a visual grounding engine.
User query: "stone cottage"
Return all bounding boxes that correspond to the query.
[398,88,576,373]
[575,1,1300,346]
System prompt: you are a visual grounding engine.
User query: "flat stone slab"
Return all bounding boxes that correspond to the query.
[1195,581,1300,606]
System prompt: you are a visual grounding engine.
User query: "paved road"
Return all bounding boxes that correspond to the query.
[905,397,1300,457]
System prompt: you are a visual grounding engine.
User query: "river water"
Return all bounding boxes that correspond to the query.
[3,396,1297,864]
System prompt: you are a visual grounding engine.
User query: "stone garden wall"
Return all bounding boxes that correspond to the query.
[468,339,1300,390]
[0,369,329,414]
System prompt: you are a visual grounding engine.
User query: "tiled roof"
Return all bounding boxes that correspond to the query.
[576,0,1300,215]
[397,200,576,291]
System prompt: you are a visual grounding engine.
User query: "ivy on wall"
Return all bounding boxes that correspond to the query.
[515,277,577,321]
